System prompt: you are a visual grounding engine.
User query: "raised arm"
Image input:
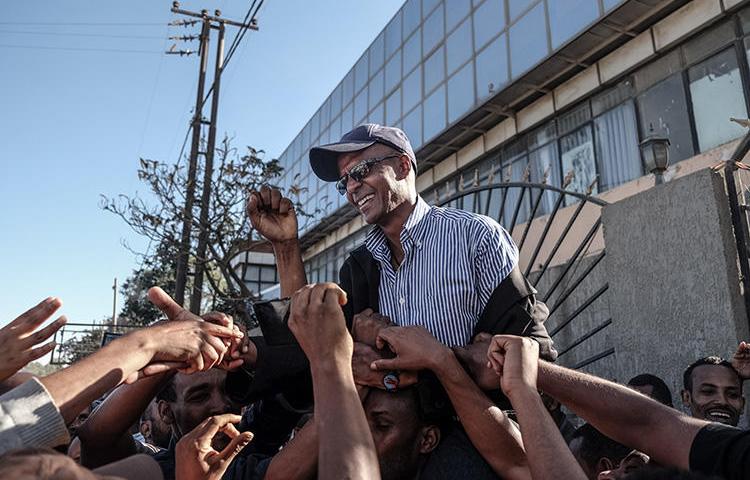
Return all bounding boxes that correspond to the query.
[247,186,306,297]
[288,283,380,480]
[264,417,318,480]
[487,335,586,480]
[372,326,531,480]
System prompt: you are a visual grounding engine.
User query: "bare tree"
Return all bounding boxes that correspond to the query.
[101,136,309,313]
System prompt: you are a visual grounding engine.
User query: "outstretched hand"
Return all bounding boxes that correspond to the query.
[0,297,67,382]
[176,414,253,480]
[371,325,449,372]
[288,283,349,366]
[247,186,298,244]
[486,335,540,399]
[732,341,750,380]
[125,288,244,381]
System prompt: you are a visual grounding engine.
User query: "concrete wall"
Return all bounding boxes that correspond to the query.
[602,168,749,405]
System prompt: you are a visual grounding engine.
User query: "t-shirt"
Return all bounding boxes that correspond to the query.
[689,422,750,480]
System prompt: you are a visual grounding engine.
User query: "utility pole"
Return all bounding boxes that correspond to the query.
[111,277,118,328]
[190,21,225,313]
[168,2,257,311]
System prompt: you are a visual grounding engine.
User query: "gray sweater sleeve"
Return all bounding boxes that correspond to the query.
[0,377,70,454]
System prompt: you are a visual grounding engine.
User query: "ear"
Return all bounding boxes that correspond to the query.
[596,457,614,474]
[395,154,412,180]
[681,389,691,408]
[140,419,152,439]
[418,425,441,454]
[157,399,175,427]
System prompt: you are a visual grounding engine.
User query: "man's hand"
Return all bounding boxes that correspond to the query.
[352,309,392,346]
[453,333,501,391]
[247,186,298,244]
[370,325,451,372]
[176,414,253,480]
[487,335,539,399]
[732,341,750,380]
[288,283,350,366]
[0,297,67,382]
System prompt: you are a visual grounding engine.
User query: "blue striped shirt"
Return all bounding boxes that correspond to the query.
[365,197,519,346]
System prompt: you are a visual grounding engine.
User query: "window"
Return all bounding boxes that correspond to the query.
[423,0,441,17]
[370,32,385,74]
[385,49,402,93]
[404,29,422,75]
[446,17,472,75]
[386,87,402,126]
[473,0,505,51]
[386,12,403,58]
[509,2,548,77]
[502,150,530,225]
[448,61,474,123]
[688,48,748,152]
[403,104,423,147]
[423,5,445,54]
[342,70,354,107]
[403,66,422,112]
[475,34,508,101]
[529,142,561,215]
[403,0,422,38]
[355,52,369,93]
[508,0,536,21]
[595,102,641,191]
[637,74,695,164]
[424,84,446,140]
[548,0,599,50]
[560,125,597,202]
[424,45,445,94]
[369,102,384,125]
[330,84,342,121]
[446,0,471,32]
[354,86,368,124]
[341,102,354,133]
[369,68,385,111]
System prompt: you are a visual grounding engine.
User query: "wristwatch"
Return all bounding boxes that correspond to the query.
[383,371,400,392]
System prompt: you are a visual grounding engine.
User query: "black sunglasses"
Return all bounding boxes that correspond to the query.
[335,154,402,195]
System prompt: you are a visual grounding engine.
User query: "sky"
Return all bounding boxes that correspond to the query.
[0,0,403,327]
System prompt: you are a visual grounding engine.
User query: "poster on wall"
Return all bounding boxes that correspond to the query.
[561,140,597,204]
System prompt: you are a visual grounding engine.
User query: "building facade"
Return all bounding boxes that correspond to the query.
[267,0,750,284]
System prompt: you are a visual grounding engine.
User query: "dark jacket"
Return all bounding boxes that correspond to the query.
[339,244,557,360]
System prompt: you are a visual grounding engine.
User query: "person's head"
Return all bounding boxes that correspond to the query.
[569,424,632,480]
[596,450,649,479]
[627,373,674,407]
[681,356,744,426]
[140,398,172,448]
[309,124,417,227]
[156,370,238,442]
[363,387,445,480]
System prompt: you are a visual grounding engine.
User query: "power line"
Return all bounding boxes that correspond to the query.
[0,44,162,54]
[0,29,166,39]
[0,21,165,26]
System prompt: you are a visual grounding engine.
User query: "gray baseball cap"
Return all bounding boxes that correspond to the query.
[309,123,417,181]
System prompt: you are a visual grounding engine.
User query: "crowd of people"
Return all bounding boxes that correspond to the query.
[1,123,749,480]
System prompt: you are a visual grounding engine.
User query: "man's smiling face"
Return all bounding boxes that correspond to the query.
[336,143,407,226]
[683,364,744,426]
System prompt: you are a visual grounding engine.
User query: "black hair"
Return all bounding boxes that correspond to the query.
[155,375,177,403]
[682,356,740,392]
[628,373,674,407]
[570,423,631,471]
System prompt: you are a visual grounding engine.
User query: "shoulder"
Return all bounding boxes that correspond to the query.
[427,205,504,234]
[689,422,750,478]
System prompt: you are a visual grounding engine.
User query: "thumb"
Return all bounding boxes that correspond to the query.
[210,431,254,466]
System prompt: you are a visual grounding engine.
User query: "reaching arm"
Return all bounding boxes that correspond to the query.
[288,283,380,480]
[488,335,585,480]
[78,372,173,468]
[247,186,307,297]
[264,417,318,480]
[372,326,531,480]
[535,358,705,470]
